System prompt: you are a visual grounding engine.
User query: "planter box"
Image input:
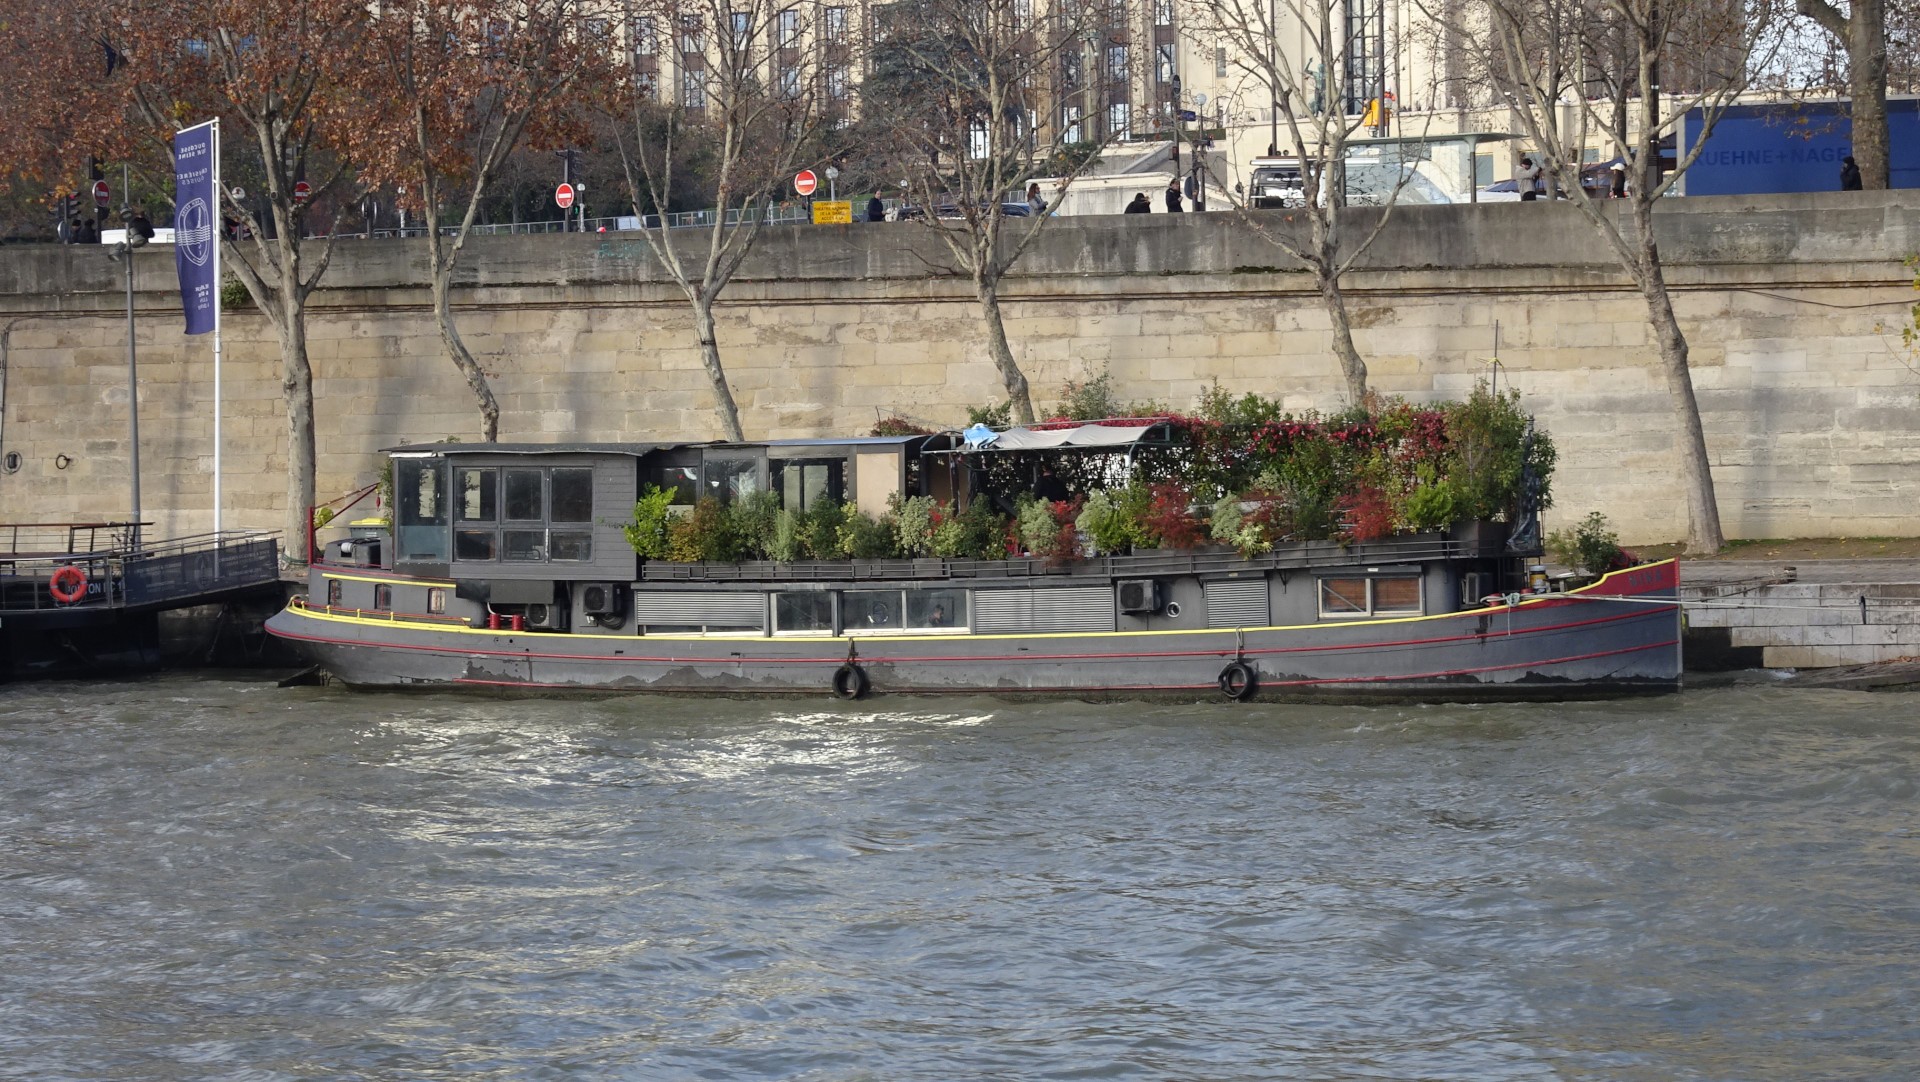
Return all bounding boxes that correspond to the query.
[1447,519,1509,556]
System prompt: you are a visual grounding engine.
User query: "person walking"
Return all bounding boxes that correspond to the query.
[1840,155,1862,191]
[1164,179,1184,213]
[1610,162,1627,199]
[866,192,886,222]
[1124,192,1151,214]
[1516,156,1542,201]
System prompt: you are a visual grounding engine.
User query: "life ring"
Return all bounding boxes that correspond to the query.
[831,662,870,701]
[49,564,88,604]
[1218,661,1257,701]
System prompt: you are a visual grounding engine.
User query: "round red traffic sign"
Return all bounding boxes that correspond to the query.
[293,180,311,204]
[555,182,575,209]
[93,180,110,207]
[793,170,818,197]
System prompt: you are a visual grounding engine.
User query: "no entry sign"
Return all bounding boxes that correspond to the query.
[293,180,311,204]
[93,180,110,207]
[555,182,576,209]
[793,170,818,197]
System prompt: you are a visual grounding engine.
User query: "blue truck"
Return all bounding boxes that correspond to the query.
[1679,98,1919,195]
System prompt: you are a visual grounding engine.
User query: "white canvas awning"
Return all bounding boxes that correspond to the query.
[981,423,1163,450]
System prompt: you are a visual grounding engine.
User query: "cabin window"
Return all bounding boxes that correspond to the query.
[777,458,843,513]
[504,469,545,521]
[427,588,446,614]
[648,463,700,505]
[907,589,967,630]
[455,529,497,561]
[703,452,762,503]
[845,590,904,630]
[1319,576,1423,618]
[373,583,393,610]
[549,531,593,561]
[395,458,450,562]
[774,591,834,633]
[325,578,342,606]
[551,468,594,522]
[503,529,546,562]
[458,468,498,522]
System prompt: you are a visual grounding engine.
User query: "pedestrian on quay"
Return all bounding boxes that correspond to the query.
[1610,162,1627,199]
[1517,156,1542,201]
[1840,155,1862,191]
[1165,179,1184,213]
[867,191,886,222]
[1026,182,1045,214]
[1124,192,1151,214]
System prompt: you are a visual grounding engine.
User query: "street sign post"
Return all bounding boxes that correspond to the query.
[793,170,818,197]
[93,180,111,208]
[555,182,575,209]
[292,180,311,204]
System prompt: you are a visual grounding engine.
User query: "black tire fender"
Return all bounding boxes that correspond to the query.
[1218,661,1257,701]
[832,663,869,701]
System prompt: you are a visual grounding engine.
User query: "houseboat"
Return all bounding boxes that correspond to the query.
[264,424,1682,700]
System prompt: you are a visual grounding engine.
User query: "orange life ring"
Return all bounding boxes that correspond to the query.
[49,564,88,604]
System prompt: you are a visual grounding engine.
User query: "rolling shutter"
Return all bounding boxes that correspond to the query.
[974,587,1114,634]
[1206,579,1270,628]
[633,591,766,629]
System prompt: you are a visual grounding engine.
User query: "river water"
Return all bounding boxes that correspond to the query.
[3,676,1916,1081]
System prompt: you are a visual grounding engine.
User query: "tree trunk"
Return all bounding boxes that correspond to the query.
[1633,229,1724,553]
[1317,269,1370,405]
[431,271,500,442]
[1850,0,1890,190]
[975,279,1036,424]
[692,297,746,442]
[277,289,317,566]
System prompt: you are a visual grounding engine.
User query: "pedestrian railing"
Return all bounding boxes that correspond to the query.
[0,530,280,614]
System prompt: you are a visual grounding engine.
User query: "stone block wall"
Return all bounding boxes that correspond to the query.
[1,193,1916,545]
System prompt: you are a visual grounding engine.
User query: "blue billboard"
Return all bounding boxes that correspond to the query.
[1680,98,1919,195]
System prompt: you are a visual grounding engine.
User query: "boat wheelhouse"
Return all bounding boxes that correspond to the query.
[266,426,1682,699]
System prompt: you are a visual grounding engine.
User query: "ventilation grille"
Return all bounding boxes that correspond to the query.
[974,587,1114,634]
[633,592,765,629]
[1205,578,1270,628]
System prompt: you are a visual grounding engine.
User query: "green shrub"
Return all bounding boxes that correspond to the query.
[768,509,802,563]
[728,490,781,560]
[1547,511,1623,575]
[623,484,679,558]
[839,505,899,558]
[1076,489,1146,555]
[892,495,939,557]
[796,500,850,559]
[1399,465,1461,532]
[666,497,743,562]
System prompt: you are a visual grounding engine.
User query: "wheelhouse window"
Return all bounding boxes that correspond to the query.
[844,589,969,633]
[1319,576,1423,618]
[326,578,343,606]
[395,457,449,563]
[451,465,594,564]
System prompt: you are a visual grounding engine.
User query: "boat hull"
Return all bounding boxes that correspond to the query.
[265,563,1682,702]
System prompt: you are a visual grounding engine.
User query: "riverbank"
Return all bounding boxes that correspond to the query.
[1672,545,1920,674]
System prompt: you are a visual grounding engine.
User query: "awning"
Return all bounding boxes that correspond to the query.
[968,422,1166,451]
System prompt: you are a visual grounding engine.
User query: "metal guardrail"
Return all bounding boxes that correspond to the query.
[0,531,280,614]
[322,201,864,240]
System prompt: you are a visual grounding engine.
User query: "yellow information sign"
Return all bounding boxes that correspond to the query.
[811,200,853,225]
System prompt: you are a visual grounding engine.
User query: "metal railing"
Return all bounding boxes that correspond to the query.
[0,530,280,614]
[321,200,870,240]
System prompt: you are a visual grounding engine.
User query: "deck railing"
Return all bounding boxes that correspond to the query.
[0,529,280,614]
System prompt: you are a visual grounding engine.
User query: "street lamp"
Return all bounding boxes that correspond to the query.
[104,164,152,550]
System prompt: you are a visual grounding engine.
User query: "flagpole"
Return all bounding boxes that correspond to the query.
[212,118,223,540]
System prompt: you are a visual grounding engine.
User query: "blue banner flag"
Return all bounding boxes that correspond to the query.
[173,121,218,335]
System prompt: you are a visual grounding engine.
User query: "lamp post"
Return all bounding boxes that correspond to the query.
[107,163,150,550]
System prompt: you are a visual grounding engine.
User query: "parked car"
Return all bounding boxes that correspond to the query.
[896,202,1033,221]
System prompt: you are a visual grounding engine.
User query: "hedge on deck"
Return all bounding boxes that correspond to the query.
[626,380,1554,562]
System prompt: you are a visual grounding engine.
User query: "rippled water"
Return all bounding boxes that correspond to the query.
[3,676,1917,1081]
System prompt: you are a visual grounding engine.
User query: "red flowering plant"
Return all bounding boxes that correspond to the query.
[1140,483,1206,549]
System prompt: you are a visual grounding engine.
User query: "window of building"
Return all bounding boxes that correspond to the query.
[634,15,657,55]
[777,9,800,48]
[1318,576,1423,618]
[458,467,498,522]
[703,452,761,503]
[450,466,595,564]
[373,583,393,610]
[1062,50,1081,88]
[1014,0,1032,29]
[730,10,751,52]
[679,14,702,54]
[1216,46,1228,79]
[1062,104,1082,143]
[682,70,707,109]
[648,462,700,505]
[777,459,843,513]
[1156,44,1176,85]
[779,63,801,98]
[828,64,849,100]
[504,468,544,521]
[551,468,593,522]
[636,69,658,97]
[825,5,846,40]
[1155,0,1174,26]
[584,17,610,44]
[1108,44,1128,81]
[1108,101,1130,136]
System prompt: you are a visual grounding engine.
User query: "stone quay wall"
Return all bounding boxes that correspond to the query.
[1,192,1916,545]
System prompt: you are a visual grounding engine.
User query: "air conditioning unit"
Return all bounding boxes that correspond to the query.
[580,582,629,627]
[1461,572,1492,608]
[522,602,567,631]
[1117,579,1162,614]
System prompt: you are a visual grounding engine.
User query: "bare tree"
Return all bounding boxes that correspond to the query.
[1185,0,1440,405]
[605,0,834,443]
[349,0,611,443]
[859,0,1134,425]
[1433,0,1789,552]
[1791,0,1890,189]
